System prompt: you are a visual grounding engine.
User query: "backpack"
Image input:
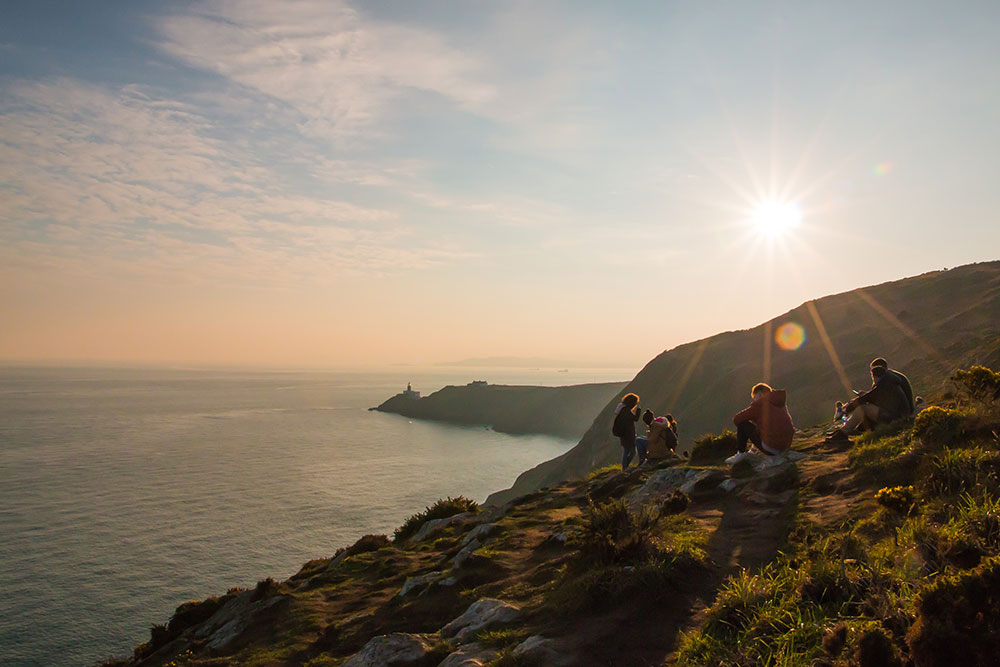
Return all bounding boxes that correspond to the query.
[611,408,624,437]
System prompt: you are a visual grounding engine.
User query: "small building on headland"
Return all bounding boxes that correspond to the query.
[468,380,488,386]
[402,382,420,399]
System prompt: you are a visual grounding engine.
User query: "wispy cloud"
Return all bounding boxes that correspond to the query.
[0,77,473,288]
[155,0,495,144]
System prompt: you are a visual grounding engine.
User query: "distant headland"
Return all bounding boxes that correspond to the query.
[372,380,628,440]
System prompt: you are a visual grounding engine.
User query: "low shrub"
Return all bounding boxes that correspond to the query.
[875,486,916,515]
[853,621,903,667]
[907,555,1000,666]
[952,365,1000,403]
[343,533,391,558]
[393,496,480,542]
[690,430,737,465]
[577,498,657,566]
[661,489,690,515]
[912,406,966,447]
[250,577,278,602]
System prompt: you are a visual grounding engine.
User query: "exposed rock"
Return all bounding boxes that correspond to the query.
[626,468,695,509]
[410,513,474,543]
[438,576,458,587]
[680,469,729,496]
[739,488,796,506]
[512,635,566,664]
[440,598,522,642]
[784,450,807,462]
[452,539,481,569]
[398,572,442,597]
[438,642,499,667]
[341,633,436,667]
[193,591,289,653]
[461,522,499,547]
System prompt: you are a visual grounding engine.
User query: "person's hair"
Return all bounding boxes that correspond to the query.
[621,393,639,407]
[836,401,844,409]
[751,382,772,397]
[870,357,888,369]
[871,365,887,379]
[642,409,654,426]
[665,414,674,422]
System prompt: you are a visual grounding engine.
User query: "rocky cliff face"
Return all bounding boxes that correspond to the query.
[487,261,1000,505]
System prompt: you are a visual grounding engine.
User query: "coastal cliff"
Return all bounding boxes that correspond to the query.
[105,363,1000,666]
[373,381,628,440]
[487,261,1000,505]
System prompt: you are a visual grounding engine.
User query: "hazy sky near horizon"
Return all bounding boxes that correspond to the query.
[2,1,999,369]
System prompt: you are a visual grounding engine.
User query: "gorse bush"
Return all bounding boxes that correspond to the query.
[875,486,916,515]
[341,533,391,558]
[393,496,480,542]
[912,406,966,447]
[951,365,1000,403]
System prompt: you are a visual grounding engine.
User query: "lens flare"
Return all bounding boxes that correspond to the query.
[775,322,806,351]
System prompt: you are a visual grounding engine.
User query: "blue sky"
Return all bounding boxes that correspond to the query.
[2,1,998,367]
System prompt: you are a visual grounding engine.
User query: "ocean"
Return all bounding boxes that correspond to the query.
[0,365,630,666]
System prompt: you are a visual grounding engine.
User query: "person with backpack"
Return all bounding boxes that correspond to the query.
[636,409,679,463]
[612,393,641,471]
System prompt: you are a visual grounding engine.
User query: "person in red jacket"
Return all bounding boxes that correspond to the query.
[725,382,795,466]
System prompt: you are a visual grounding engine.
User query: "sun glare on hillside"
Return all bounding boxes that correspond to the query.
[749,200,802,237]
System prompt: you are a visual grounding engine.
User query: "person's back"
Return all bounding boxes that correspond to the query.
[645,417,677,459]
[886,368,914,414]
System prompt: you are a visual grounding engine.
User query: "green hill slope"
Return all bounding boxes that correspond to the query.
[487,261,1000,505]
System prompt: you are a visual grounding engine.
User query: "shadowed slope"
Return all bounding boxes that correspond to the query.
[488,261,1000,505]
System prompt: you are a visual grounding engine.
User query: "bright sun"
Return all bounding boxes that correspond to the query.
[749,200,802,236]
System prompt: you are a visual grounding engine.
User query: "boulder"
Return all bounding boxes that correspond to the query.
[512,635,566,665]
[411,513,474,543]
[398,572,442,597]
[193,591,289,653]
[440,598,522,642]
[438,642,499,667]
[342,633,436,667]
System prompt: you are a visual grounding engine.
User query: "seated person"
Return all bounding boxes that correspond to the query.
[826,364,909,442]
[870,357,915,415]
[726,383,795,466]
[635,410,678,464]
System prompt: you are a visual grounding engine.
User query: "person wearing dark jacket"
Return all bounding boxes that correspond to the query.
[870,358,914,414]
[827,365,909,442]
[726,383,795,466]
[612,393,641,470]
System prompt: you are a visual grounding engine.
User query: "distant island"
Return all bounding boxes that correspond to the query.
[372,380,628,440]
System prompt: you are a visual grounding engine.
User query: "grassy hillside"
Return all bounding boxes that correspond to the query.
[374,382,628,440]
[488,261,1000,505]
[104,365,1000,667]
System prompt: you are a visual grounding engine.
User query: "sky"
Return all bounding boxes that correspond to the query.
[1,1,999,369]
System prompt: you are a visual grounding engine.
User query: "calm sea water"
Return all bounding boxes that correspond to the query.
[0,365,629,666]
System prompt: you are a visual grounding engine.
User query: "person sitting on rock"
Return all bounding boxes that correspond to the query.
[826,364,909,442]
[726,383,795,466]
[636,410,679,464]
[612,393,641,471]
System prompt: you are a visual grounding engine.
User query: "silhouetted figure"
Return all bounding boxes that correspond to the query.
[636,410,678,464]
[826,363,909,443]
[612,393,641,471]
[870,357,914,415]
[726,383,795,466]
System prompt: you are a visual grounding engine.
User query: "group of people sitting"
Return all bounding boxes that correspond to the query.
[612,357,915,472]
[612,394,680,470]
